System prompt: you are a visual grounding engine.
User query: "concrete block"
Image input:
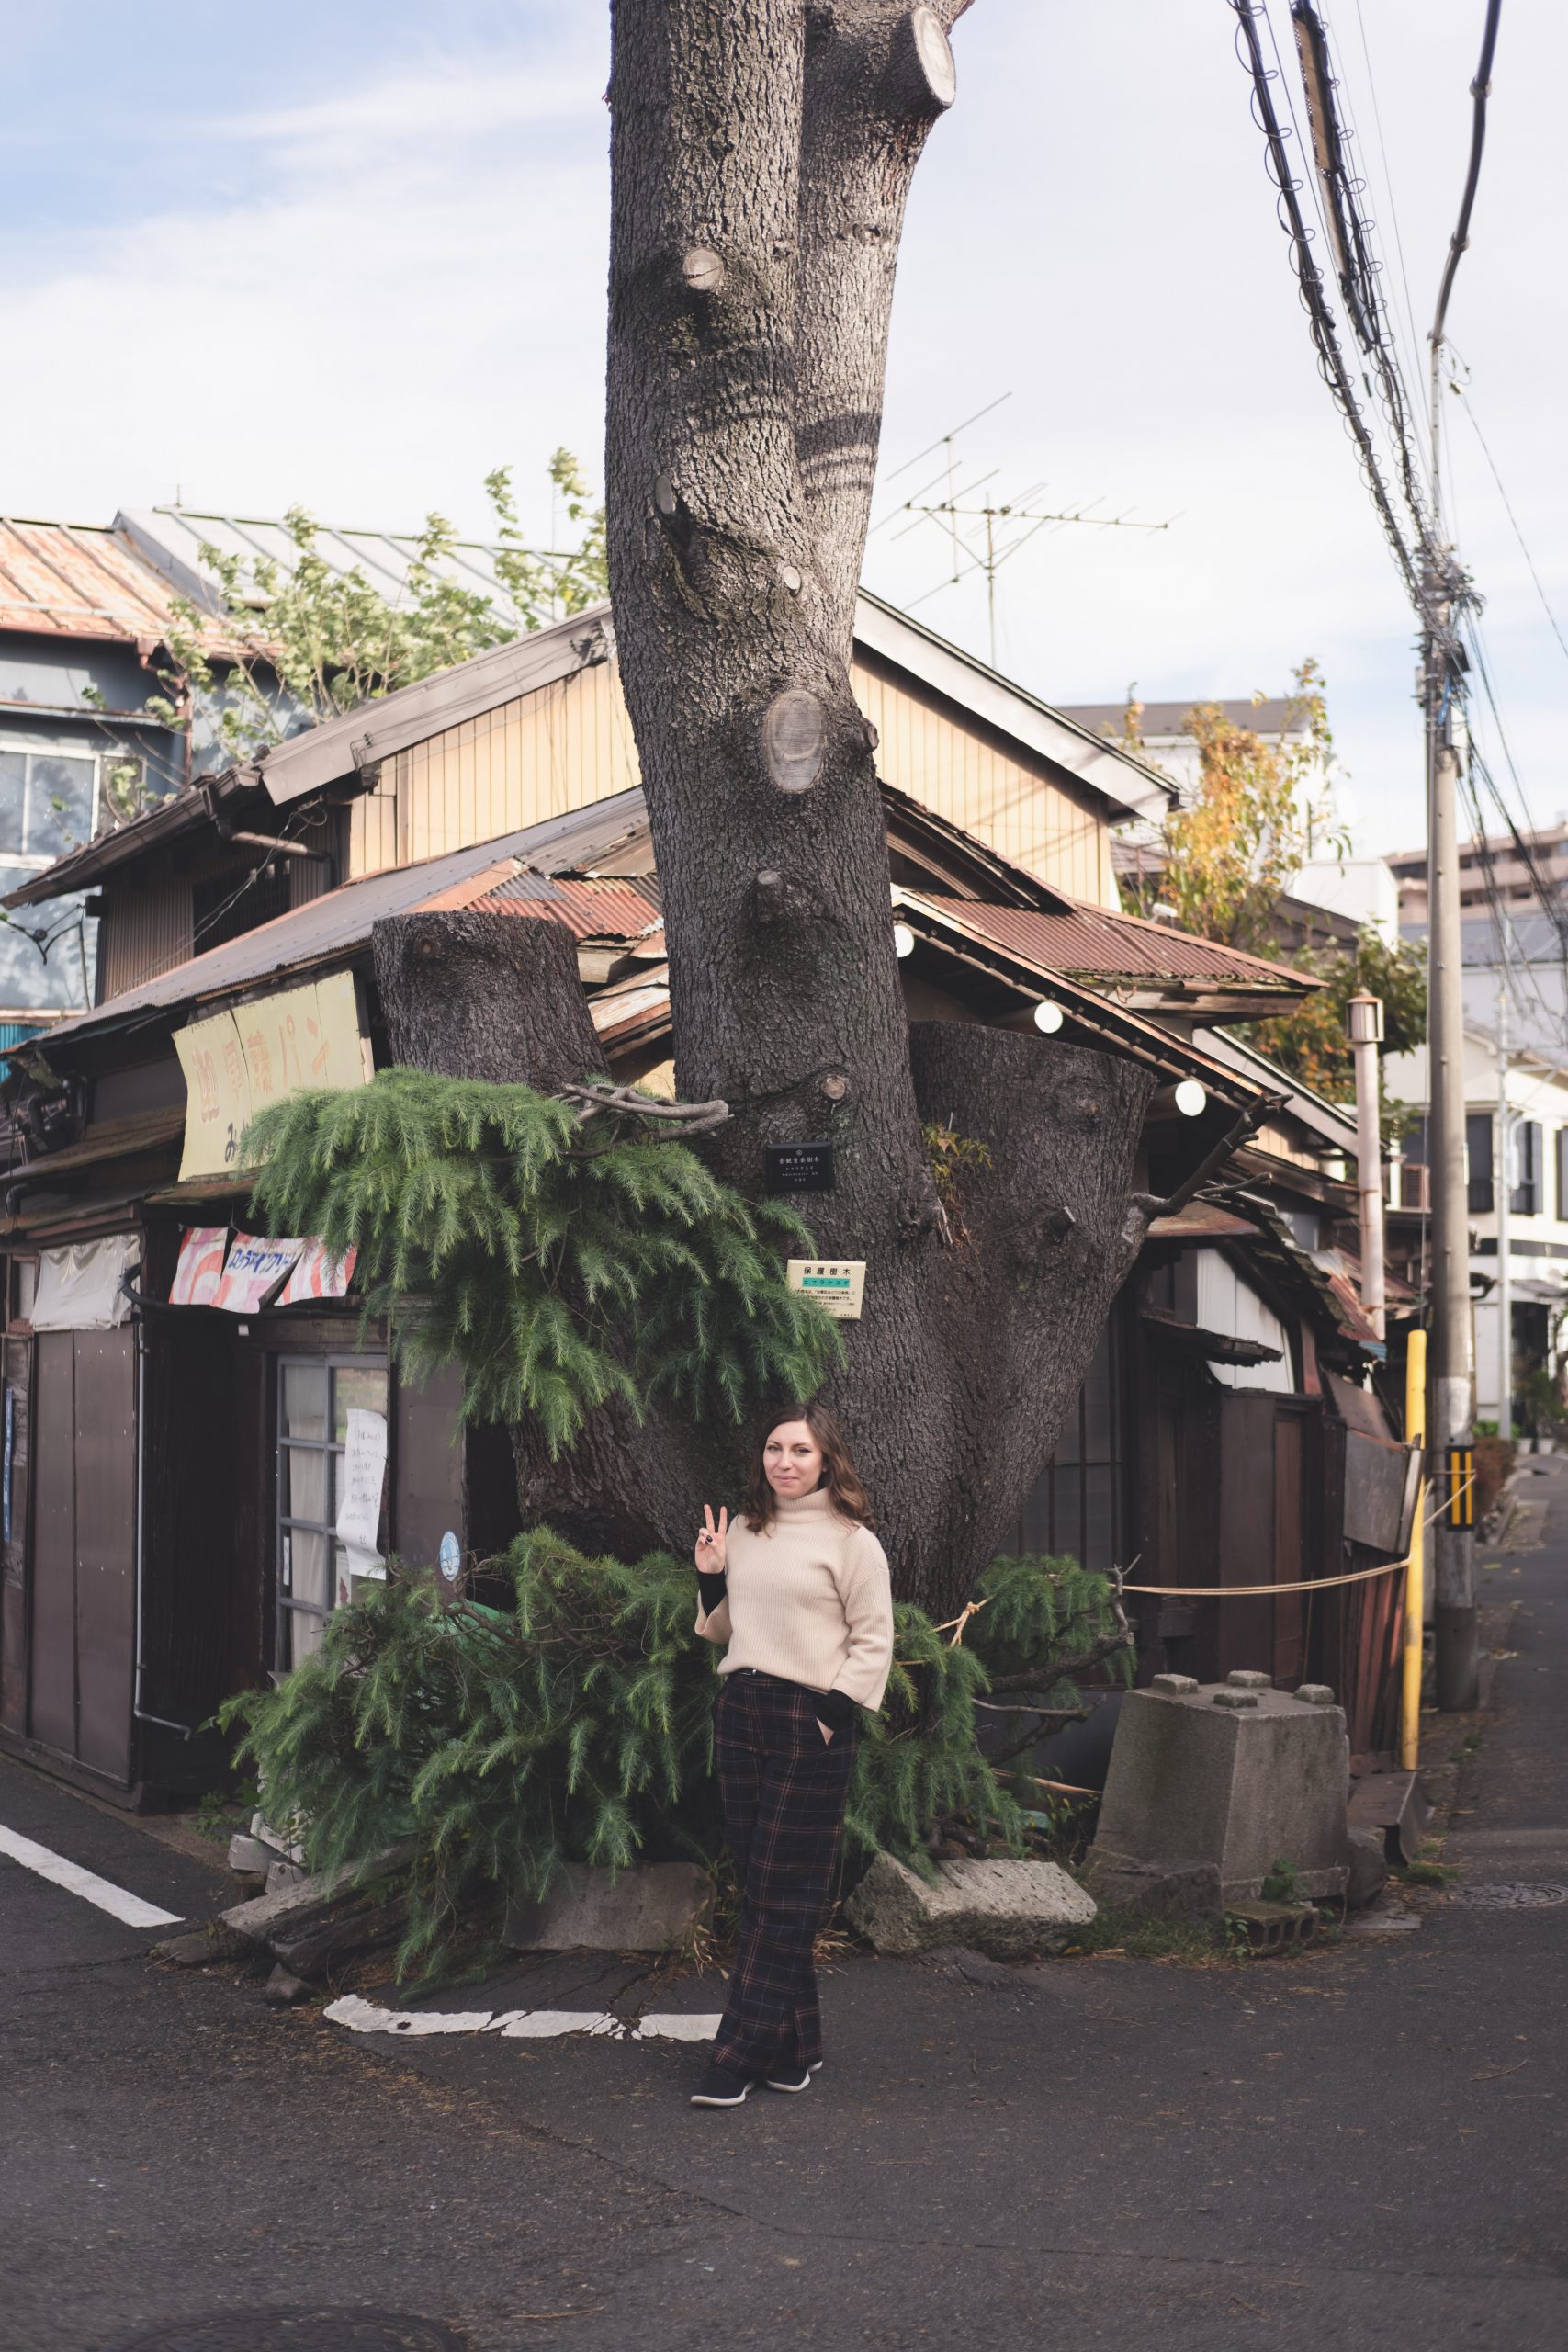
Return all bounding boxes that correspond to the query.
[502,1862,715,1954]
[1296,1683,1337,1707]
[227,1834,276,1875]
[1150,1673,1199,1697]
[1090,1680,1350,1907]
[265,1859,310,1895]
[843,1854,1097,1960]
[1226,1670,1271,1690]
[1080,1854,1224,1927]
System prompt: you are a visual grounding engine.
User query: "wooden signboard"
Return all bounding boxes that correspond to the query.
[175,969,370,1180]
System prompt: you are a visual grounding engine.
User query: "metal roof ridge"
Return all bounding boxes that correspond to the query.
[854,588,1179,806]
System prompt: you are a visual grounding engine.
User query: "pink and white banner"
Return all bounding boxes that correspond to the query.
[277,1239,357,1305]
[169,1227,230,1307]
[211,1233,305,1314]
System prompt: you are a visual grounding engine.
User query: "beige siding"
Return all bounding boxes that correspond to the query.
[851,659,1116,908]
[349,650,1116,907]
[350,662,642,878]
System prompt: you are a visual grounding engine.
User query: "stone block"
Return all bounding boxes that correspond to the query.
[152,1925,243,1967]
[1346,1825,1390,1910]
[265,1859,310,1895]
[1090,1680,1350,1907]
[502,1862,715,1953]
[227,1834,276,1876]
[1080,1854,1224,1927]
[263,1963,313,2007]
[843,1854,1097,1960]
[1226,1670,1271,1690]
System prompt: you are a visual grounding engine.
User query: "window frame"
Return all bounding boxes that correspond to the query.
[275,1352,389,1671]
[0,736,101,868]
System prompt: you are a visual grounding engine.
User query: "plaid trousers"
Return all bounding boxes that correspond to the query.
[713,1669,856,2078]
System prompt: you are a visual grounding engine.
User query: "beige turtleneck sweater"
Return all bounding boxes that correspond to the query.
[694,1487,895,1715]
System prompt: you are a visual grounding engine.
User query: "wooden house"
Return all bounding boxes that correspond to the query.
[0,603,1411,1802]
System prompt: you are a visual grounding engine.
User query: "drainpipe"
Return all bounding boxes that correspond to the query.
[1347,990,1386,1341]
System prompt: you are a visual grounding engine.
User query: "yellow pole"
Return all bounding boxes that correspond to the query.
[1402,1329,1428,1770]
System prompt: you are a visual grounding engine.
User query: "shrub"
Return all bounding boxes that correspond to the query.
[223,1535,1124,1981]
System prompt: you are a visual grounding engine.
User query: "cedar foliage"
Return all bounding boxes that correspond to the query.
[222,1533,1124,1981]
[245,1070,840,1453]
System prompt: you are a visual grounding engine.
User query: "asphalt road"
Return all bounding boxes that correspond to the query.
[4,1469,1567,2352]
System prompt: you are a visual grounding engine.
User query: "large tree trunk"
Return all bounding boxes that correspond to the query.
[598,1,1175,1615]
[379,7,1180,1617]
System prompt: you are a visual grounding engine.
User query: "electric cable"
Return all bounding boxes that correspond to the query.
[1450,374,1568,674]
[1228,2,1432,622]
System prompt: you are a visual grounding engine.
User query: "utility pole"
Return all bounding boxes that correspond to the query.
[1235,0,1502,1706]
[1426,0,1499,1712]
[1427,640,1477,1707]
[1495,977,1512,1444]
[1348,990,1386,1340]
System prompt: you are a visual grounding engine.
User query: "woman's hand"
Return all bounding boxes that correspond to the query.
[694,1504,728,1574]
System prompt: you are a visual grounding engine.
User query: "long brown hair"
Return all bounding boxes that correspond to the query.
[742,1400,875,1533]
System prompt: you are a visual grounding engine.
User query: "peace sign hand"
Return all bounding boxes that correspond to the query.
[694,1504,729,1575]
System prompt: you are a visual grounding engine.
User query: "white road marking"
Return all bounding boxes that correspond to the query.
[0,1823,182,1928]
[325,1993,721,2041]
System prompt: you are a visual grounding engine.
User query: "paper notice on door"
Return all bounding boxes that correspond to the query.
[335,1407,388,1587]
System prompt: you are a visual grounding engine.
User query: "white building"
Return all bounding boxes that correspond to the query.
[1384,1027,1568,1431]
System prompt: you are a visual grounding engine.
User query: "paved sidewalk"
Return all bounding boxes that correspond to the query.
[3,1474,1566,2352]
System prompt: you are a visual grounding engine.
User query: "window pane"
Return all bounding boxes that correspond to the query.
[0,752,25,854]
[333,1364,389,1442]
[282,1363,328,1442]
[286,1527,330,1611]
[283,1607,326,1668]
[26,754,96,858]
[280,1444,329,1526]
[333,1545,355,1611]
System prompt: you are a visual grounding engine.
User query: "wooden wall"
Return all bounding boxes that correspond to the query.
[349,651,1118,907]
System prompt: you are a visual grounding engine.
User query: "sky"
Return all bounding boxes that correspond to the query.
[2,0,1563,858]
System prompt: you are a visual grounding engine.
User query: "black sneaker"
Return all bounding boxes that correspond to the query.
[763,2065,813,2093]
[690,2063,753,2108]
[767,2059,824,2088]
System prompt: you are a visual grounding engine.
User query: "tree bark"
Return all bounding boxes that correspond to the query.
[373,911,684,1564]
[373,912,604,1090]
[599,2,1183,1614]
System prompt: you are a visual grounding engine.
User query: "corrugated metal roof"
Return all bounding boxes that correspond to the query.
[914,895,1313,989]
[468,874,660,937]
[0,518,187,643]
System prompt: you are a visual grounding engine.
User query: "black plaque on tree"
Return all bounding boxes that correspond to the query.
[763,1139,836,1192]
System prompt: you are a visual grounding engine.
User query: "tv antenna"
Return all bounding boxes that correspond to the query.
[873,393,1174,666]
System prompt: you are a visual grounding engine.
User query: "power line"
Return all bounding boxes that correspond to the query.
[1348,0,1436,486]
[1227,2,1431,617]
[1450,375,1568,673]
[1287,4,1434,555]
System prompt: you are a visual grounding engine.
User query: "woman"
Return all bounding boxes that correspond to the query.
[688,1401,894,2109]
